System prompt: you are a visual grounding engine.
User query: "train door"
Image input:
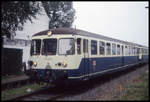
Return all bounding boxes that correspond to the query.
[83,39,90,80]
[121,45,124,66]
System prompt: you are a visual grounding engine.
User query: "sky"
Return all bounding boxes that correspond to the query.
[72,2,149,46]
[15,1,149,47]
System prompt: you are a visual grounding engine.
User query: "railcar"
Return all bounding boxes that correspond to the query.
[26,28,148,84]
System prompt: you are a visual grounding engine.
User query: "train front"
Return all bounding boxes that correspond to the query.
[26,30,77,84]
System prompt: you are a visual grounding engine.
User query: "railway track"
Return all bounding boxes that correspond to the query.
[5,62,148,101]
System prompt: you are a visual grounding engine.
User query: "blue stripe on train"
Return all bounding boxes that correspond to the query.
[31,55,148,81]
[67,55,148,78]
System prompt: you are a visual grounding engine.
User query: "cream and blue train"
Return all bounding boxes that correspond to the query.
[26,28,148,84]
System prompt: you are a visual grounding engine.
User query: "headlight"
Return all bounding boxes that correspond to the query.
[62,62,67,67]
[33,61,37,67]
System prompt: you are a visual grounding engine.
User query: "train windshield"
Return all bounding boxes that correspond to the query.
[42,39,57,55]
[30,39,41,55]
[59,38,75,55]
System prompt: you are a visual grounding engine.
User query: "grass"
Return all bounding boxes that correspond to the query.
[1,83,45,100]
[119,71,149,100]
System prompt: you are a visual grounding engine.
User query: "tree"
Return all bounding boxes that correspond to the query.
[1,1,41,39]
[42,1,75,29]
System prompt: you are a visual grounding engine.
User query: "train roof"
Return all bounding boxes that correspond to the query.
[33,28,148,48]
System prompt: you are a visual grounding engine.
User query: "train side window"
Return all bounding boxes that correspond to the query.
[137,48,140,55]
[142,48,144,54]
[91,40,97,55]
[99,41,105,55]
[83,39,88,53]
[121,45,125,55]
[146,49,148,54]
[131,47,133,55]
[127,46,130,55]
[135,47,137,55]
[143,49,145,54]
[134,47,136,55]
[131,46,133,55]
[106,43,111,55]
[112,43,116,55]
[133,47,135,55]
[77,38,81,54]
[147,49,148,54]
[117,44,120,55]
[125,46,128,55]
[129,46,131,55]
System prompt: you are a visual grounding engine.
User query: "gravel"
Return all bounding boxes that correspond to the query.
[56,63,149,101]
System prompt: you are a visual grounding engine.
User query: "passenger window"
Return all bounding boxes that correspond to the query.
[99,41,105,55]
[91,40,97,55]
[77,38,81,54]
[143,48,145,54]
[146,49,148,54]
[83,39,88,53]
[106,43,111,55]
[127,46,129,55]
[112,43,116,55]
[117,45,120,55]
[136,48,138,55]
[131,46,133,55]
[137,48,140,54]
[125,46,128,55]
[132,47,134,55]
[129,46,131,55]
[131,47,133,55]
[134,47,136,55]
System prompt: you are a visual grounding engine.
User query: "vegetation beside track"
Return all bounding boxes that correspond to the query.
[119,69,149,100]
[1,83,45,100]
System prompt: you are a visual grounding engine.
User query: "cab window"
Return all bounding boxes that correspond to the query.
[30,39,41,56]
[59,38,75,55]
[77,38,81,54]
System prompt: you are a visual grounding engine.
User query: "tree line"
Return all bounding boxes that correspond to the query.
[1,1,75,39]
